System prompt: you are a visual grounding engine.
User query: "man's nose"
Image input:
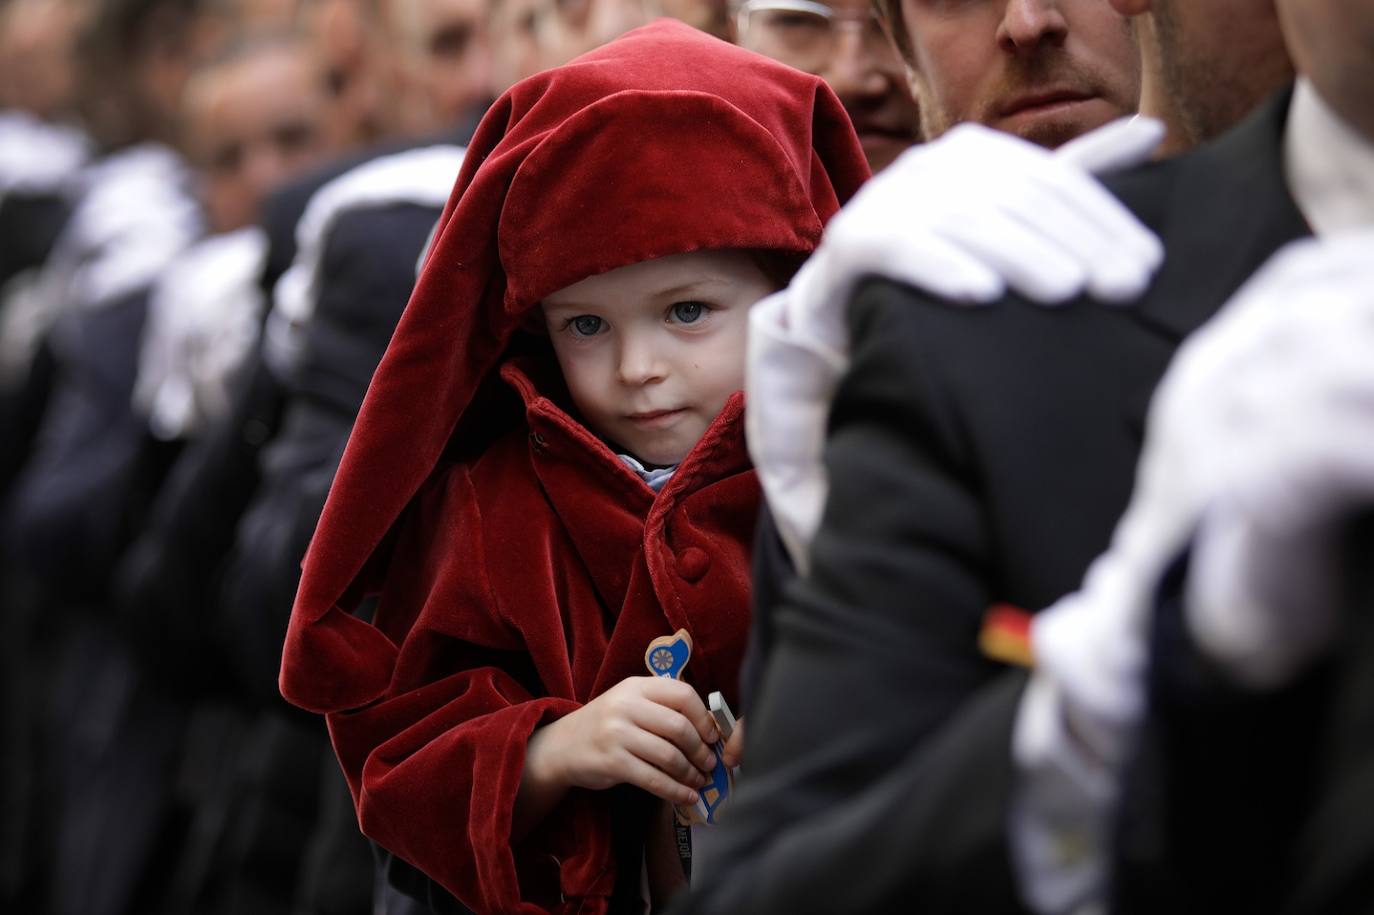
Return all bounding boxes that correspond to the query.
[997,0,1069,54]
[821,27,888,102]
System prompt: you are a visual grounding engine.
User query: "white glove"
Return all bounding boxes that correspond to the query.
[1182,232,1374,687]
[1035,232,1374,752]
[748,117,1166,571]
[1015,231,1374,913]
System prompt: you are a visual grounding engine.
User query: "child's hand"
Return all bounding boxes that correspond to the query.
[529,676,721,806]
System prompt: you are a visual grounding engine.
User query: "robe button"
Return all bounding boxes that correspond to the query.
[675,547,710,583]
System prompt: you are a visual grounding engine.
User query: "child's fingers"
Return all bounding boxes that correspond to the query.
[616,751,702,807]
[721,717,744,769]
[624,730,711,789]
[630,699,718,774]
[642,677,721,745]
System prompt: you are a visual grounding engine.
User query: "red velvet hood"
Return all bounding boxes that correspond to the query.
[280,19,869,713]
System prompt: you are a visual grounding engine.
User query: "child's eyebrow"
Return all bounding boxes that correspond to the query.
[542,277,733,313]
[649,277,732,299]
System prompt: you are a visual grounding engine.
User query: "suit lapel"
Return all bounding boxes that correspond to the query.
[1129,88,1311,344]
[1112,88,1312,443]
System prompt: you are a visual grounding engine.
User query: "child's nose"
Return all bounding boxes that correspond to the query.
[616,337,667,385]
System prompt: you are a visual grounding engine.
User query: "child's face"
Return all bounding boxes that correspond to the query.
[542,249,775,467]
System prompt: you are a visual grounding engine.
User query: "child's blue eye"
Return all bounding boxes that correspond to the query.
[570,315,603,337]
[671,301,706,324]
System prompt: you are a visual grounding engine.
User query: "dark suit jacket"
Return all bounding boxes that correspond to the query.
[677,91,1310,914]
[1114,513,1374,915]
[216,201,443,706]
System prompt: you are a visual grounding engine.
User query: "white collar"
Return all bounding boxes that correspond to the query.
[1284,78,1374,236]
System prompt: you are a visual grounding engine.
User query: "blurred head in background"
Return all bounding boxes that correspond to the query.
[488,0,560,93]
[659,0,730,36]
[180,31,339,231]
[547,0,730,69]
[384,0,494,135]
[74,0,220,150]
[296,0,388,144]
[735,0,921,171]
[0,0,87,119]
[296,0,495,145]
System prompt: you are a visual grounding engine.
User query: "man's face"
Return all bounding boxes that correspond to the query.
[1153,0,1292,147]
[739,0,922,171]
[1276,0,1374,141]
[302,0,385,145]
[899,0,1140,148]
[184,45,336,232]
[0,0,84,118]
[659,0,732,38]
[392,0,493,133]
[489,0,554,93]
[542,250,775,467]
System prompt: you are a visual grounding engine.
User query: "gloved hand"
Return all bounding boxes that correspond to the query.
[1181,232,1374,687]
[748,116,1166,570]
[1035,232,1374,745]
[1015,230,1374,914]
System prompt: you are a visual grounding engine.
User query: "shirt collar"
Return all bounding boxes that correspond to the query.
[1284,78,1374,236]
[617,454,677,492]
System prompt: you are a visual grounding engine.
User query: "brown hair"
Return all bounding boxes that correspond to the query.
[872,0,914,64]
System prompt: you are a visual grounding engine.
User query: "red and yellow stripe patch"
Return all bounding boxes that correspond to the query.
[979,603,1034,668]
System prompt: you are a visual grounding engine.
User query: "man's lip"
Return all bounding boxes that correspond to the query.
[998,89,1095,118]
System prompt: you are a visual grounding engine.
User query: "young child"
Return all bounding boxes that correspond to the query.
[278,20,867,913]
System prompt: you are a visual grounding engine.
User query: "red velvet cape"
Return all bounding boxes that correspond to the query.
[278,20,868,912]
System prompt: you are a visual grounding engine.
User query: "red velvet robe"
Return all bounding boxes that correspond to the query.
[278,19,869,914]
[326,359,757,911]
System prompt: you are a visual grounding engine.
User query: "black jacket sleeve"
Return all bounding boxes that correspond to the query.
[215,202,441,705]
[5,288,158,598]
[683,279,1026,914]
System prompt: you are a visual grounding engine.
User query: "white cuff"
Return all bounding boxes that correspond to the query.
[1010,672,1118,915]
[745,291,848,572]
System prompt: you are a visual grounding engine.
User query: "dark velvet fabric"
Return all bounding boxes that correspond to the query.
[279,20,867,913]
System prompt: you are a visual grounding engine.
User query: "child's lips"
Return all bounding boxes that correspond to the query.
[625,407,687,429]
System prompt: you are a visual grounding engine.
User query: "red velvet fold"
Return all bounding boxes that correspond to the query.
[325,361,761,909]
[279,18,868,911]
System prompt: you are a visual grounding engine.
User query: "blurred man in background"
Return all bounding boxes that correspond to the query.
[385,0,495,135]
[876,0,1140,147]
[736,0,921,170]
[182,33,338,234]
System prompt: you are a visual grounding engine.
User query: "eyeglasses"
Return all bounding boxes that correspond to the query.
[736,1,893,75]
